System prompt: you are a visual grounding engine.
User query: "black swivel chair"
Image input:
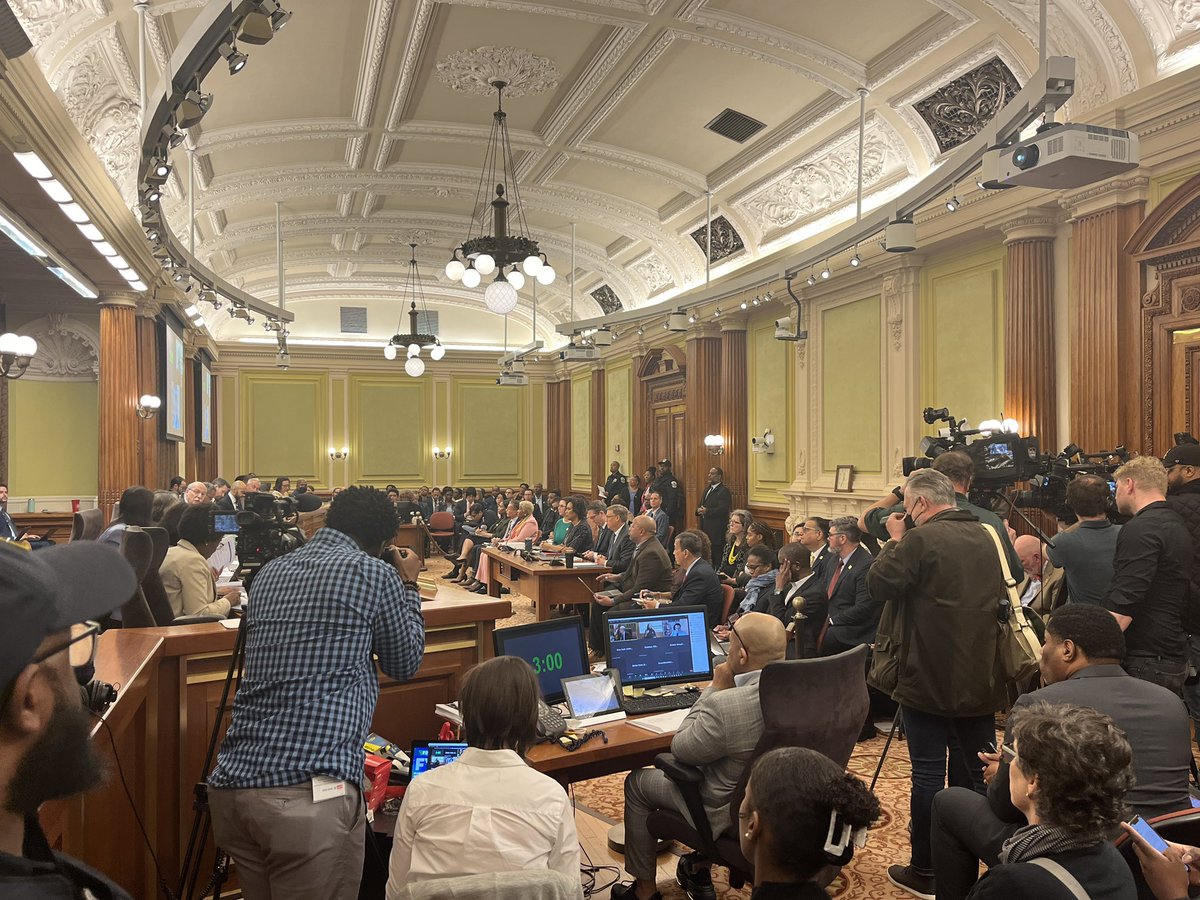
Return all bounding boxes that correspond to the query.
[141,526,224,626]
[646,645,870,888]
[116,527,156,628]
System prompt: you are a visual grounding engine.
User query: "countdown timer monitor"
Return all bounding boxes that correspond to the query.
[604,605,713,690]
[492,615,589,704]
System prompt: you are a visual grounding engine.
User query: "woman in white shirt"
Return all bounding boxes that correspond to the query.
[385,656,581,899]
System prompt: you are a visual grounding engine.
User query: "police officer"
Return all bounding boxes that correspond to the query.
[603,461,630,507]
[652,460,680,523]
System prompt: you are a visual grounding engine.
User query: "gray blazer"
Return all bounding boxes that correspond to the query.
[615,538,674,604]
[671,669,763,832]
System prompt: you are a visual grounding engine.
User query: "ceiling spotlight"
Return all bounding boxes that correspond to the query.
[739,299,748,310]
[219,40,249,75]
[149,159,171,180]
[713,307,721,318]
[636,326,644,336]
[140,183,162,204]
[688,312,698,324]
[239,0,290,44]
[751,294,760,306]
[806,269,816,286]
[820,261,831,280]
[160,120,185,149]
[176,88,213,129]
[849,248,861,267]
[945,195,960,212]
[975,178,986,191]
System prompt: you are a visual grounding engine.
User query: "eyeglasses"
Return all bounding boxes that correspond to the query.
[829,531,845,540]
[32,621,100,670]
[801,525,821,533]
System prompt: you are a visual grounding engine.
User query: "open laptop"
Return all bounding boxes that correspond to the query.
[409,740,468,777]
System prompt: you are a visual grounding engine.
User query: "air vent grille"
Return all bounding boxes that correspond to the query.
[1046,136,1064,156]
[705,108,766,144]
[340,307,367,333]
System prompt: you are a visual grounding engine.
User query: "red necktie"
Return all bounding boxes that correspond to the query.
[827,559,844,598]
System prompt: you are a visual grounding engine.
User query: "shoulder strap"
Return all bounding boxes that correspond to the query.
[1027,857,1092,900]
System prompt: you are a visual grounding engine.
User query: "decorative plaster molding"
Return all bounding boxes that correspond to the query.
[866,10,976,88]
[8,0,105,74]
[571,30,675,146]
[1060,175,1151,219]
[540,25,643,145]
[352,0,398,127]
[20,313,100,382]
[997,211,1060,242]
[628,250,674,294]
[435,45,560,97]
[380,0,436,138]
[568,142,707,195]
[912,57,1021,154]
[197,120,368,154]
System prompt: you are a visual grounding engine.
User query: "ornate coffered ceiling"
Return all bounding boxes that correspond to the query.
[6,0,1198,347]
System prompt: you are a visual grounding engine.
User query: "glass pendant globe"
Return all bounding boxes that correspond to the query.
[445,259,465,281]
[506,268,526,290]
[15,336,37,357]
[461,267,481,288]
[383,344,397,360]
[407,342,421,357]
[484,279,518,314]
[430,344,446,361]
[474,253,496,276]
[404,355,425,377]
[536,264,556,285]
[522,255,543,276]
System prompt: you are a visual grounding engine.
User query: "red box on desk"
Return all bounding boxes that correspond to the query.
[364,754,391,812]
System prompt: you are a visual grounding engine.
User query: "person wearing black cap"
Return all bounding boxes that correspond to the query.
[0,541,137,898]
[651,460,680,527]
[1164,442,1200,738]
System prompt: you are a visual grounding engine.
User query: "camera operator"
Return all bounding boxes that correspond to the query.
[858,450,1022,581]
[208,486,425,900]
[1103,456,1192,695]
[1044,474,1120,606]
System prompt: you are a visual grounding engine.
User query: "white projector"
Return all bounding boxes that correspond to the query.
[982,124,1139,190]
[496,371,528,386]
[559,344,597,361]
[591,328,614,347]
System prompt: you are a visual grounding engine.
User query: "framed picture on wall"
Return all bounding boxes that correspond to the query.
[834,465,855,493]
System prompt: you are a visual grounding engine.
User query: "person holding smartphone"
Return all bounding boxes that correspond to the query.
[1123,823,1200,900]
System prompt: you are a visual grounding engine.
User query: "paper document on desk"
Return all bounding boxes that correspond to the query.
[627,708,690,734]
[501,541,527,550]
[219,618,241,630]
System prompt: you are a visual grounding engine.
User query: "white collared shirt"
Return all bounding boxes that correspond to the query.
[384,747,580,899]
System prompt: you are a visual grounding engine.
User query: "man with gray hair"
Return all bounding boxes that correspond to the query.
[868,468,1008,899]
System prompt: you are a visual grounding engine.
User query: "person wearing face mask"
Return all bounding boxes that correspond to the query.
[0,540,139,898]
[868,469,1009,899]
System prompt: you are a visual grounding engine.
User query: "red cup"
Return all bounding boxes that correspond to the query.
[71,499,80,513]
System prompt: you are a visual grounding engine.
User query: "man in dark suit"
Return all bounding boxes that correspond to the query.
[588,515,673,656]
[817,517,877,655]
[696,467,732,564]
[589,505,634,574]
[603,461,631,508]
[930,603,1193,900]
[646,490,670,547]
[213,478,235,512]
[539,491,561,538]
[642,531,724,628]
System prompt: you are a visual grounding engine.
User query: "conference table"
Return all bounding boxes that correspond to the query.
[481,545,610,621]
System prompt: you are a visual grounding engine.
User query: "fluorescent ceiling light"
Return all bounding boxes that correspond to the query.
[77,223,103,241]
[108,254,130,270]
[0,210,48,257]
[59,203,88,224]
[48,266,99,299]
[13,151,52,180]
[120,268,140,283]
[130,280,148,292]
[94,241,117,257]
[39,179,72,203]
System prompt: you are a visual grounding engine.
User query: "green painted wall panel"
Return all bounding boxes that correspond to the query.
[9,380,98,497]
[530,382,547,483]
[571,373,591,488]
[454,379,526,482]
[605,361,632,473]
[241,372,328,483]
[749,317,794,501]
[822,296,882,473]
[349,376,431,484]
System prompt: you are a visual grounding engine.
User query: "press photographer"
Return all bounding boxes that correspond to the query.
[1044,474,1121,605]
[207,486,425,900]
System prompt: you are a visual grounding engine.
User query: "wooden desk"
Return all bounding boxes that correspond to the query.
[9,510,75,542]
[527,719,674,786]
[481,546,609,621]
[394,522,426,563]
[40,592,510,900]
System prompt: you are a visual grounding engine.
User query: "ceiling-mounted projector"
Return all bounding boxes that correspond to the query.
[496,371,528,386]
[884,218,916,253]
[591,328,614,347]
[560,343,598,361]
[981,123,1139,190]
[667,311,690,331]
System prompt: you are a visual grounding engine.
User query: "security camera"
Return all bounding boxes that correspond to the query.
[774,317,806,343]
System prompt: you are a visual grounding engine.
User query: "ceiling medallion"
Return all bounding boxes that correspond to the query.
[436,46,559,98]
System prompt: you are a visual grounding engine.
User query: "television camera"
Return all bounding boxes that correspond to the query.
[211,491,305,588]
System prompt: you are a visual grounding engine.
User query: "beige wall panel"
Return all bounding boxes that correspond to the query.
[452,379,527,483]
[9,380,98,497]
[348,375,433,485]
[822,296,882,474]
[749,316,795,502]
[240,371,329,485]
[605,360,633,473]
[571,372,591,490]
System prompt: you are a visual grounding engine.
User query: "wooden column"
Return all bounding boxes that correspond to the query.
[1002,217,1058,451]
[684,326,722,529]
[546,378,571,494]
[99,293,141,518]
[631,349,648,478]
[590,365,605,496]
[719,317,749,510]
[135,314,163,490]
[1068,202,1144,451]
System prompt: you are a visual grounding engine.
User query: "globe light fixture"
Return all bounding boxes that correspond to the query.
[484,278,519,315]
[384,244,440,377]
[405,355,425,377]
[0,332,37,379]
[442,80,556,312]
[430,344,446,361]
[384,344,397,360]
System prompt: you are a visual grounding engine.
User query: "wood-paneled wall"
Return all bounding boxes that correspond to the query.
[547,378,571,493]
[98,298,140,516]
[1004,233,1057,450]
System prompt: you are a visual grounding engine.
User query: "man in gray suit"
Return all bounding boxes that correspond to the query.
[587,515,673,658]
[612,613,787,900]
[930,603,1193,900]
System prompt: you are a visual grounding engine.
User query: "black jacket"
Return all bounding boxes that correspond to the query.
[0,815,133,900]
[214,493,235,512]
[672,557,725,626]
[600,525,635,574]
[966,843,1134,900]
[697,482,731,528]
[1166,478,1200,632]
[823,545,880,649]
[561,520,593,555]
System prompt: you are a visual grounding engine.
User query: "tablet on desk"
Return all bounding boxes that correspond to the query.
[561,672,623,719]
[409,740,468,777]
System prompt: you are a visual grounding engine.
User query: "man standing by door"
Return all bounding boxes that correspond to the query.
[696,467,732,563]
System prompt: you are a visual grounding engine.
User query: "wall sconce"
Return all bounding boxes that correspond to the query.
[751,429,776,454]
[432,446,452,460]
[703,434,725,455]
[136,394,161,419]
[329,446,349,461]
[0,332,37,379]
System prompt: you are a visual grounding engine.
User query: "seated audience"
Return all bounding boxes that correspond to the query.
[544,496,592,556]
[271,476,291,498]
[585,500,607,550]
[213,478,234,510]
[763,543,815,628]
[728,545,779,621]
[612,613,787,900]
[1013,534,1065,614]
[99,486,153,549]
[229,480,247,510]
[159,502,233,619]
[449,499,514,584]
[1122,829,1200,900]
[169,475,186,495]
[470,500,539,593]
[184,481,207,505]
[151,489,181,526]
[539,490,561,537]
[739,746,881,899]
[589,515,673,657]
[961,702,1135,899]
[587,505,634,573]
[746,520,775,551]
[932,603,1192,899]
[645,490,670,546]
[796,516,833,583]
[385,656,579,899]
[638,531,724,627]
[550,498,570,544]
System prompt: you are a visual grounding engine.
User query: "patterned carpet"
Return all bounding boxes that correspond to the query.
[435,553,928,898]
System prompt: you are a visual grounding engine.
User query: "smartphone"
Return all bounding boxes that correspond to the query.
[1128,816,1170,853]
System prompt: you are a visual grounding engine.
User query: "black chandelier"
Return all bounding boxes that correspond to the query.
[443,79,556,315]
[385,243,443,377]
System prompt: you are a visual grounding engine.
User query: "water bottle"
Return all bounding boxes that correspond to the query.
[26,497,35,513]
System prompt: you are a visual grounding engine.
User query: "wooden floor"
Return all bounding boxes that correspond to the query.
[573,797,683,898]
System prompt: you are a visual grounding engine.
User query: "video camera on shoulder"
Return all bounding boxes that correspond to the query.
[227,492,305,587]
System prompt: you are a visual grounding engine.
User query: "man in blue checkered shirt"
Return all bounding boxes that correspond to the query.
[209,486,425,900]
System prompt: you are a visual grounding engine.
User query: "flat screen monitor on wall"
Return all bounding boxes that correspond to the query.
[196,358,212,447]
[162,317,186,442]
